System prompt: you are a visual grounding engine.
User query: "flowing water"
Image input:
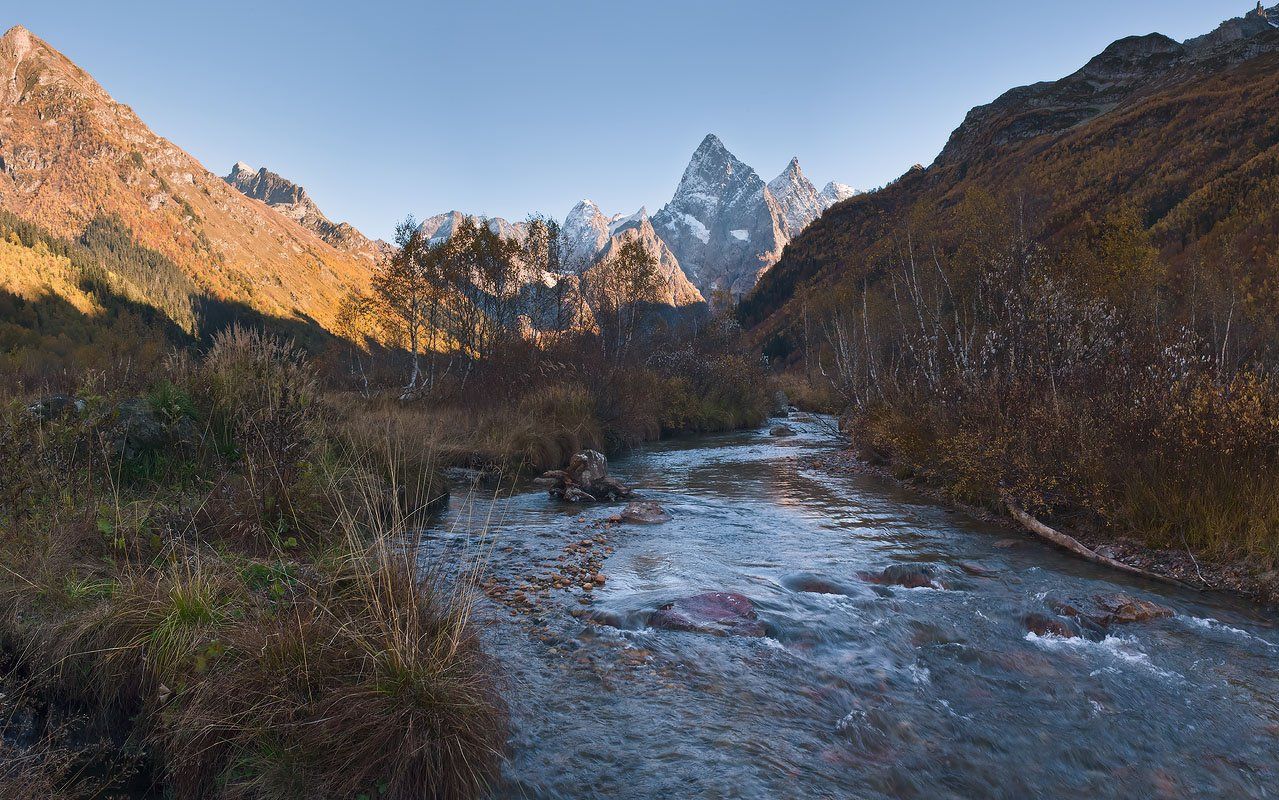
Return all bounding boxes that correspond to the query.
[426,415,1279,799]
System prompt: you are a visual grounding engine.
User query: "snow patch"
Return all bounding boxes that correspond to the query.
[680,213,710,244]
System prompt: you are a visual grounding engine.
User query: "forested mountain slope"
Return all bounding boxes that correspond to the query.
[741,6,1279,348]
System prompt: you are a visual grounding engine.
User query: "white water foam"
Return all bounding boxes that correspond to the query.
[1178,615,1276,647]
[1024,632,1181,679]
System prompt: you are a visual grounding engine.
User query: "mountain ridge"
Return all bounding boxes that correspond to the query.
[0,24,374,334]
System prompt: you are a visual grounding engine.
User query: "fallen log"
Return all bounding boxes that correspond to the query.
[1003,499,1200,591]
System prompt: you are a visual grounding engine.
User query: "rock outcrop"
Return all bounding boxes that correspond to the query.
[224,162,388,263]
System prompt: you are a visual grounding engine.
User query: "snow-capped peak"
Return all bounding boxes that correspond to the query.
[560,199,613,267]
[819,181,860,207]
[608,206,649,235]
[767,157,823,238]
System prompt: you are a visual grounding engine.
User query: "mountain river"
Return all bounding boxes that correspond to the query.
[424,414,1279,799]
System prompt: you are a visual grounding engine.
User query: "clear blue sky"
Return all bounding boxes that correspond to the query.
[17,0,1248,239]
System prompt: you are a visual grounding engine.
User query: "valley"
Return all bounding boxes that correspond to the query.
[3,3,1279,799]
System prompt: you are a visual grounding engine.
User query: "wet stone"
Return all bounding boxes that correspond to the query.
[620,501,672,525]
[1091,593,1174,625]
[1023,612,1080,639]
[649,592,767,637]
[862,563,941,590]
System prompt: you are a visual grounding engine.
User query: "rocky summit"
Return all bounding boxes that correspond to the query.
[651,134,787,299]
[652,135,854,299]
[224,162,388,262]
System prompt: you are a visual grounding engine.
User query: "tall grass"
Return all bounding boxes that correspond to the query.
[0,326,506,799]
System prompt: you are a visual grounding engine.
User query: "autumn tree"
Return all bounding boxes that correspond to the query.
[371,216,441,395]
[522,215,579,339]
[444,218,524,361]
[584,239,662,365]
[335,288,376,395]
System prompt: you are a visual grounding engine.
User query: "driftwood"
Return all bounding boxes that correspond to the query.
[1004,500,1200,591]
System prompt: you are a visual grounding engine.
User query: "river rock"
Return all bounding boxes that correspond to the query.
[959,561,996,577]
[1022,612,1080,639]
[770,424,798,437]
[650,592,767,637]
[862,563,940,589]
[1091,593,1173,625]
[782,572,859,596]
[620,501,671,524]
[539,450,634,503]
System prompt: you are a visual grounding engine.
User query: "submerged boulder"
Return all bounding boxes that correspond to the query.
[620,501,671,524]
[1024,594,1170,641]
[650,592,766,637]
[1022,612,1081,639]
[539,450,634,503]
[770,424,797,437]
[862,563,941,590]
[782,572,861,596]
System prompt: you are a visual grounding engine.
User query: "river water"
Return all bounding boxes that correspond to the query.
[426,415,1279,799]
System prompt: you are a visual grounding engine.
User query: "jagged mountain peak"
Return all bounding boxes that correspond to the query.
[653,135,784,297]
[695,133,729,155]
[768,158,822,239]
[684,133,750,180]
[224,162,386,262]
[650,135,854,297]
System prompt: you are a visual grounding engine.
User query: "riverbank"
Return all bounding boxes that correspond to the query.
[807,445,1279,607]
[335,354,773,477]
